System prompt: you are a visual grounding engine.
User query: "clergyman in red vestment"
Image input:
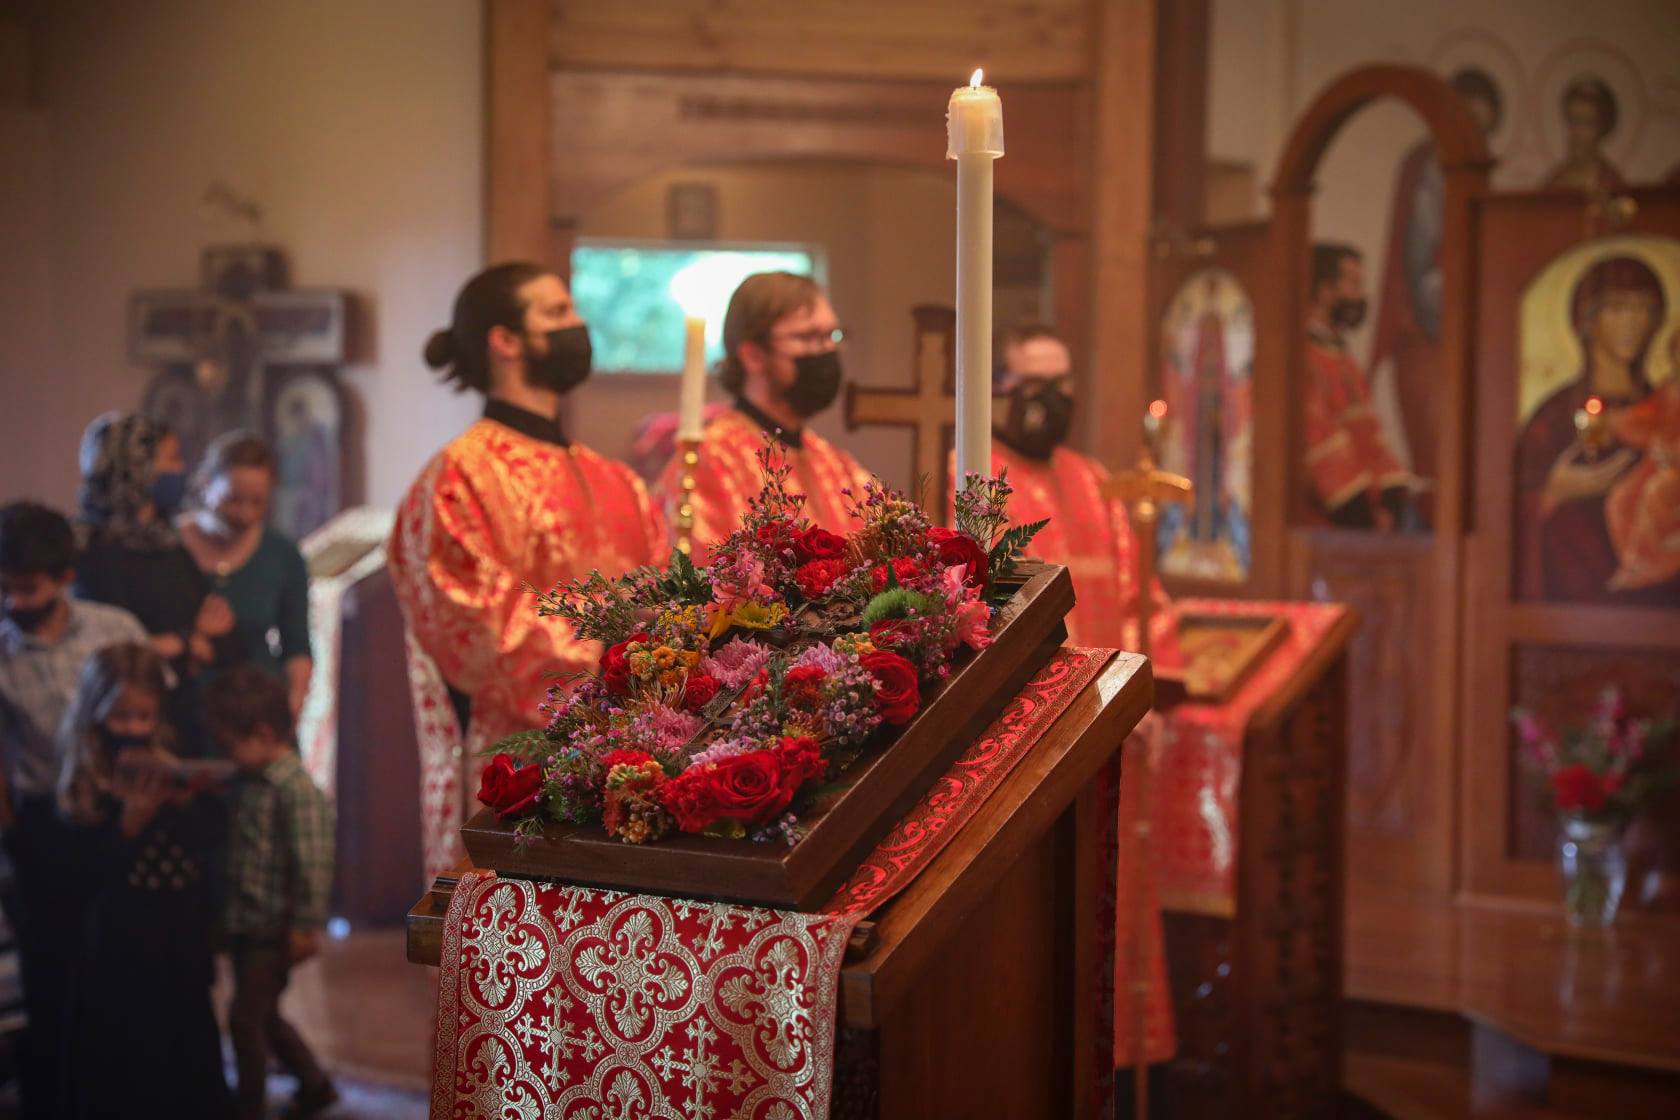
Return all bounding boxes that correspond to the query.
[1304,243,1415,530]
[389,263,665,873]
[951,323,1181,1066]
[652,272,874,561]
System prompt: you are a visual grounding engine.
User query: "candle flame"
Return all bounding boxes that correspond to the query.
[970,68,984,88]
[1584,395,1604,416]
[1148,399,1169,420]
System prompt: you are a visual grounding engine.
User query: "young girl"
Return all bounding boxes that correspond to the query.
[56,642,231,1119]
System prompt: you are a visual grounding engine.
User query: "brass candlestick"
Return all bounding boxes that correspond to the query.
[674,438,701,556]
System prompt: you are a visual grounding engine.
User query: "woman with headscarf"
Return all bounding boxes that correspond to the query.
[73,413,241,752]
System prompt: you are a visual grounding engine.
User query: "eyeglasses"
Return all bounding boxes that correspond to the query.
[765,326,846,351]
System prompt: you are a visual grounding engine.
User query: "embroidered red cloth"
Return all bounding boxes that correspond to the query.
[1150,600,1347,913]
[1112,602,1347,1069]
[432,647,1115,1120]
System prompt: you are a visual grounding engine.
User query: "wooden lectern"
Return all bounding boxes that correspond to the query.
[409,653,1153,1118]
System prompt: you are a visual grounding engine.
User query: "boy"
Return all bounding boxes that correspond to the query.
[0,500,145,1120]
[201,665,337,1120]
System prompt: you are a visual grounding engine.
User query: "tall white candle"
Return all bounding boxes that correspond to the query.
[676,315,707,441]
[948,69,1004,486]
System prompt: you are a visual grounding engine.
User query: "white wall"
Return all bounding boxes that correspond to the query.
[0,0,484,512]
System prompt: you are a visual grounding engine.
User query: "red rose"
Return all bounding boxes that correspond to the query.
[861,650,921,725]
[659,750,798,832]
[600,748,655,771]
[477,753,545,819]
[601,631,649,695]
[869,618,916,650]
[755,520,796,554]
[928,526,989,588]
[1551,764,1609,813]
[682,673,720,711]
[870,556,923,593]
[794,558,851,599]
[794,527,847,562]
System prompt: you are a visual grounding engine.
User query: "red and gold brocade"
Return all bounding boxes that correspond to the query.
[1303,333,1410,512]
[390,421,665,873]
[974,441,1180,660]
[653,409,875,563]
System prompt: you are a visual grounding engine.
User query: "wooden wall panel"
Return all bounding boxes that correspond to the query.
[1288,531,1442,896]
[488,0,556,264]
[548,0,1090,82]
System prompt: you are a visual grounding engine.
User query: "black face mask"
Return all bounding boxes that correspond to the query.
[3,598,60,634]
[786,350,844,418]
[100,727,152,753]
[999,380,1074,460]
[1331,298,1368,331]
[524,325,593,394]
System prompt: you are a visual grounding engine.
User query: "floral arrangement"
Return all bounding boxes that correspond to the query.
[1512,688,1678,820]
[479,449,1046,847]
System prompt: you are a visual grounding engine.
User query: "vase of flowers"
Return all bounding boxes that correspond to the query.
[1555,815,1626,926]
[1513,689,1677,927]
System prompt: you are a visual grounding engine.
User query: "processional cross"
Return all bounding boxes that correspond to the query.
[1102,402,1193,1118]
[1102,402,1193,661]
[844,305,959,502]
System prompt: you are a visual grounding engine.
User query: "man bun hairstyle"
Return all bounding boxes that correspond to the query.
[425,261,549,394]
[719,271,821,396]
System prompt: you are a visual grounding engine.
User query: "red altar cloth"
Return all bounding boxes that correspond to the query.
[1111,602,1345,1070]
[432,648,1115,1120]
[1151,600,1347,913]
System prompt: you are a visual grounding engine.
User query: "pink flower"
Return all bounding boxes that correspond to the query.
[953,599,993,651]
[699,638,774,690]
[711,552,774,612]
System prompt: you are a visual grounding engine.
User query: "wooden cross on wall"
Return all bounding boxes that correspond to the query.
[845,305,957,504]
[129,245,354,539]
[129,246,351,444]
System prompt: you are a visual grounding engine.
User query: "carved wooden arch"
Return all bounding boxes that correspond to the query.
[1262,64,1493,898]
[1267,63,1492,536]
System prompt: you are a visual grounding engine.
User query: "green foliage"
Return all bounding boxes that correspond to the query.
[483,729,552,763]
[987,518,1049,584]
[861,588,945,627]
[652,548,711,605]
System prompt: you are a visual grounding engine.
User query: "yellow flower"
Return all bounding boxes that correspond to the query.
[729,602,788,631]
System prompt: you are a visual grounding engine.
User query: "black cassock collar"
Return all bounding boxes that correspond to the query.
[483,399,570,448]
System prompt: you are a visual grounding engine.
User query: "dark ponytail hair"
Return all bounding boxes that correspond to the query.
[424,261,549,393]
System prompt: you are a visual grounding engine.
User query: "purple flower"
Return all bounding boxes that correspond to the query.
[687,735,760,767]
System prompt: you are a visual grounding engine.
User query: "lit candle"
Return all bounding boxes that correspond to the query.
[676,315,707,442]
[948,68,1004,485]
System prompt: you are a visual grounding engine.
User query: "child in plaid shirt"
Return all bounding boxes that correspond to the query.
[202,665,337,1120]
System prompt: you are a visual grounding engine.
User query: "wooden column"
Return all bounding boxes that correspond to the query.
[1086,0,1158,471]
[1152,0,1210,234]
[485,0,553,265]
